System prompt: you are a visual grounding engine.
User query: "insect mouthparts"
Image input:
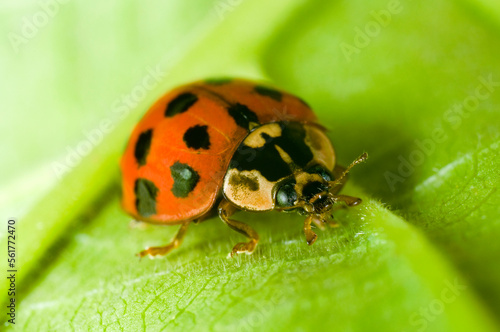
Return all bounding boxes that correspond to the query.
[312,195,334,214]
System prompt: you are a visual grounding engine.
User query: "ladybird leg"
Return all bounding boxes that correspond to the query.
[311,216,326,230]
[303,216,318,245]
[218,199,259,257]
[137,220,190,259]
[332,194,362,207]
[322,204,345,228]
[312,215,340,229]
[325,219,340,228]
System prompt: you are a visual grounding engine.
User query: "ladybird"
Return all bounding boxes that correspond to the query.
[120,78,367,258]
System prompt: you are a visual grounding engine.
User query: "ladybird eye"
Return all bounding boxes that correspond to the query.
[276,182,297,208]
[306,165,333,182]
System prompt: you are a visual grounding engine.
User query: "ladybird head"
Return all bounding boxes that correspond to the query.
[274,153,368,216]
[274,165,336,215]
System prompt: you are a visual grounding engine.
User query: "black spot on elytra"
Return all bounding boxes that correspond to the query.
[254,85,283,102]
[170,162,200,198]
[229,173,259,191]
[229,122,314,182]
[227,103,260,130]
[134,129,153,166]
[165,93,198,117]
[134,178,158,217]
[183,125,210,150]
[205,78,232,85]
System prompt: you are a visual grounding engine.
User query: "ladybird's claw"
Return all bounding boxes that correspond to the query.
[230,239,258,257]
[137,244,176,259]
[351,198,362,206]
[305,230,318,245]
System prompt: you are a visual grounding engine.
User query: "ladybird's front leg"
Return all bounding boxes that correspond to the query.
[137,220,190,259]
[332,194,362,207]
[303,216,318,245]
[218,199,259,257]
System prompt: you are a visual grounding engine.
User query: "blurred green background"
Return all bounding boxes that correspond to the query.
[1,0,500,331]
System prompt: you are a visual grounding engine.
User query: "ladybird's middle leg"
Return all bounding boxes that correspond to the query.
[137,220,190,259]
[311,216,340,229]
[218,199,259,257]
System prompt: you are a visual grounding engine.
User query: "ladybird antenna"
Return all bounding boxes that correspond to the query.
[328,152,368,189]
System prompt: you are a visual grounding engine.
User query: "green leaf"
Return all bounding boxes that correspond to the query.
[2,0,500,331]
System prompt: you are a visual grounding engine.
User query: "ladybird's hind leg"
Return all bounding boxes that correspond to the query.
[218,199,259,257]
[137,220,190,259]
